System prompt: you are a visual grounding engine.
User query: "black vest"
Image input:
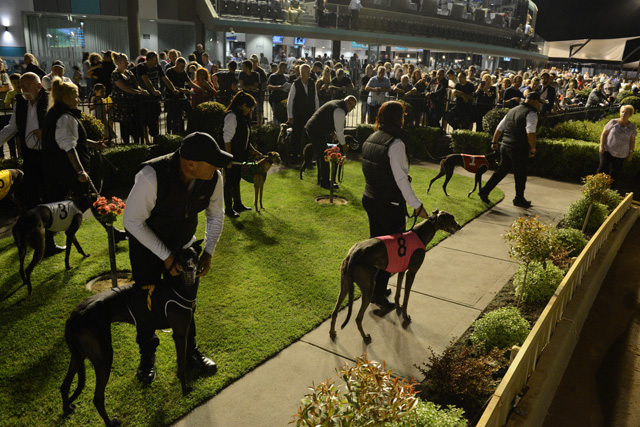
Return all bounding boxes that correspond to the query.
[142,152,218,251]
[293,77,316,119]
[305,99,346,138]
[15,90,49,152]
[361,130,404,203]
[501,103,538,149]
[42,101,90,182]
[219,111,251,161]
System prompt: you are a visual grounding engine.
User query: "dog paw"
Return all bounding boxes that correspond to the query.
[63,403,76,415]
[107,418,122,427]
[329,331,337,341]
[65,265,72,271]
[182,384,194,395]
[83,253,90,258]
[402,316,412,328]
[363,334,372,344]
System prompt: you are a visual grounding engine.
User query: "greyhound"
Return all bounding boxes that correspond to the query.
[276,123,292,166]
[425,145,500,197]
[60,241,204,427]
[12,192,96,295]
[330,210,461,343]
[240,151,281,212]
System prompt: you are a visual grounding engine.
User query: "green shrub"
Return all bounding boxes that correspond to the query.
[417,342,504,414]
[406,126,443,160]
[187,101,226,137]
[621,96,640,111]
[355,123,375,144]
[513,261,566,304]
[153,133,183,156]
[293,355,419,425]
[537,120,602,143]
[390,400,467,427]
[530,138,600,181]
[576,88,592,101]
[397,98,415,126]
[0,158,22,170]
[603,188,623,212]
[482,107,509,136]
[274,99,288,124]
[80,112,105,141]
[563,197,609,234]
[554,228,588,258]
[470,307,531,350]
[92,144,151,190]
[616,90,633,103]
[250,123,280,152]
[450,130,492,154]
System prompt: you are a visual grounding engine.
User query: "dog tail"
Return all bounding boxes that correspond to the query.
[340,252,355,330]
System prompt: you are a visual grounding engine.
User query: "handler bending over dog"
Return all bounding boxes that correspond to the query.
[123,132,232,385]
[361,100,428,309]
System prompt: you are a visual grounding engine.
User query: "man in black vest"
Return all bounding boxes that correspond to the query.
[478,91,540,208]
[123,132,233,385]
[0,72,64,254]
[304,94,357,189]
[287,64,319,156]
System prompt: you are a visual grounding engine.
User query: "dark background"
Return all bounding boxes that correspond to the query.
[535,0,640,41]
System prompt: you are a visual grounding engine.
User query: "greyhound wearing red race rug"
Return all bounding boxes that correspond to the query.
[426,148,500,197]
[330,210,461,343]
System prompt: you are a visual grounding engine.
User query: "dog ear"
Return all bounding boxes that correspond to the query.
[193,239,204,254]
[432,209,440,216]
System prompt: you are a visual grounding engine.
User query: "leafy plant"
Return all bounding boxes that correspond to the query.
[186,101,227,138]
[616,90,633,103]
[554,227,588,258]
[621,95,640,111]
[603,188,623,212]
[292,355,418,426]
[450,130,492,154]
[482,107,509,136]
[154,133,183,154]
[417,342,504,414]
[397,98,414,126]
[563,197,609,234]
[503,216,569,305]
[512,261,566,304]
[389,400,467,427]
[80,112,105,141]
[470,307,531,350]
[581,173,613,204]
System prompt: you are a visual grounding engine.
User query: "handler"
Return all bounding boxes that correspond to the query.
[478,91,541,208]
[361,100,427,309]
[123,132,232,385]
[304,94,357,189]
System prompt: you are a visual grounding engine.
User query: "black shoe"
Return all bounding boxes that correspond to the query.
[43,244,66,258]
[136,354,157,385]
[372,295,395,309]
[478,191,491,204]
[114,229,128,244]
[234,204,252,213]
[187,347,218,377]
[513,198,532,208]
[225,209,240,218]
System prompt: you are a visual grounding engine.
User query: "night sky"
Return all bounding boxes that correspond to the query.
[534,0,640,41]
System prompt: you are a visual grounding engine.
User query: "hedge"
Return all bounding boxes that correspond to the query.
[355,124,443,160]
[450,130,492,154]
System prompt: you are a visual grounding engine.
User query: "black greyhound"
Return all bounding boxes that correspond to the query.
[330,210,461,343]
[60,241,204,427]
[425,145,500,197]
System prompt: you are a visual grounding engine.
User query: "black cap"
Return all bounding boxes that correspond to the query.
[526,91,541,101]
[52,60,65,68]
[180,132,233,168]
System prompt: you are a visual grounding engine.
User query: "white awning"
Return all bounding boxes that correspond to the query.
[547,37,639,62]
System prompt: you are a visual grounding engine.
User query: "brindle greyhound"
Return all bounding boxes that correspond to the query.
[60,241,204,427]
[12,192,96,295]
[425,145,500,197]
[330,210,461,343]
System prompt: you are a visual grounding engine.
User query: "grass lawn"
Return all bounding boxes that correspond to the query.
[0,161,502,427]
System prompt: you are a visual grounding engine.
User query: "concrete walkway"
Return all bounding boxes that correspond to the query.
[172,169,582,427]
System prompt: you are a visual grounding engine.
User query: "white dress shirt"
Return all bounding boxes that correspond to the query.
[0,101,42,150]
[55,114,80,152]
[388,138,421,210]
[123,166,225,261]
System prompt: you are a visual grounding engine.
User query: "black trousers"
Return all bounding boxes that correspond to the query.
[21,147,45,209]
[481,144,529,200]
[597,151,625,183]
[306,129,331,186]
[224,164,243,211]
[362,195,407,295]
[128,235,196,355]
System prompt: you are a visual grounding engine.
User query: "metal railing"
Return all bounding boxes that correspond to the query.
[476,193,635,427]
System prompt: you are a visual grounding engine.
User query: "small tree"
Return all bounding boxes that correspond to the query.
[580,173,615,232]
[503,216,569,306]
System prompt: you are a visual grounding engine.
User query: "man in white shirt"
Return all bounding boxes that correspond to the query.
[123,132,232,385]
[41,60,73,91]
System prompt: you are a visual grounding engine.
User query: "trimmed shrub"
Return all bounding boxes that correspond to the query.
[293,355,419,425]
[450,130,492,154]
[513,261,566,304]
[603,188,623,212]
[80,112,105,141]
[250,123,280,153]
[418,342,504,414]
[397,98,415,126]
[530,138,600,181]
[406,126,443,160]
[537,120,603,143]
[274,99,288,124]
[482,107,509,136]
[469,307,531,350]
[575,88,592,101]
[187,101,226,138]
[92,144,151,190]
[554,228,588,258]
[355,123,375,144]
[153,133,183,156]
[563,197,609,234]
[616,90,633,103]
[621,96,640,111]
[390,400,467,427]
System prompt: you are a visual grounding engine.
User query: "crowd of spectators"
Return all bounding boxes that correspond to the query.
[0,47,636,156]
